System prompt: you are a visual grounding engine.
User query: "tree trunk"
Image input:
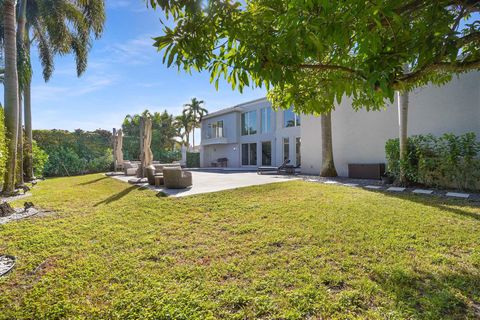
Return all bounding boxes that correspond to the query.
[397,90,409,185]
[2,0,20,195]
[15,0,28,187]
[320,112,337,177]
[24,27,34,181]
[192,127,195,148]
[16,94,24,186]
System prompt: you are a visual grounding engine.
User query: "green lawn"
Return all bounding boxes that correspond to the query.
[0,174,479,319]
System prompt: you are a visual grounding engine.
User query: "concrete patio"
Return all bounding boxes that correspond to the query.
[110,170,297,197]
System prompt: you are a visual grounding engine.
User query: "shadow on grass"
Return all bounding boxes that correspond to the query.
[372,266,480,318]
[93,185,143,207]
[361,187,480,221]
[76,176,109,186]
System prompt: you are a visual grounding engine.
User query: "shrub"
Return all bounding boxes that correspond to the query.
[154,149,181,163]
[89,148,114,173]
[44,147,88,177]
[31,141,49,178]
[385,133,480,190]
[186,152,200,168]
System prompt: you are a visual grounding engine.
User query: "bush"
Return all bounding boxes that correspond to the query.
[154,149,181,163]
[32,141,48,178]
[89,149,114,173]
[385,133,480,190]
[186,152,200,168]
[44,147,88,177]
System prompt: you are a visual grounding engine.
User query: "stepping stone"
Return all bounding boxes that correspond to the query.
[343,183,359,187]
[413,189,433,195]
[306,179,318,182]
[387,187,406,192]
[0,255,15,277]
[365,185,382,189]
[324,181,338,184]
[445,192,469,199]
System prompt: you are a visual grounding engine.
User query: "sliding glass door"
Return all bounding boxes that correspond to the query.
[242,143,257,166]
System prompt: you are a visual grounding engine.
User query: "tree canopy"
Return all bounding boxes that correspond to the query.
[148,0,480,113]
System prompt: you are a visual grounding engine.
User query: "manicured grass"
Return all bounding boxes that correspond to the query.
[0,174,479,319]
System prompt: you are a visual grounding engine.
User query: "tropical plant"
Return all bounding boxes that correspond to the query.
[2,0,20,195]
[182,98,207,148]
[149,0,480,182]
[174,113,193,147]
[121,110,180,160]
[19,0,105,181]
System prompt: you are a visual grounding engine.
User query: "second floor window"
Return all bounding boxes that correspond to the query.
[261,107,271,133]
[207,121,224,138]
[241,111,257,135]
[284,108,301,127]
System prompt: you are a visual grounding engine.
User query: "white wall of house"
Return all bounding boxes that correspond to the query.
[301,72,480,176]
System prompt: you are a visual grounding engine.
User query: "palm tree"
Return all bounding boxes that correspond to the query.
[182,98,207,148]
[20,0,105,181]
[2,0,20,194]
[175,113,193,147]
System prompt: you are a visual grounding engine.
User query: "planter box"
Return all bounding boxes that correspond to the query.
[348,163,385,180]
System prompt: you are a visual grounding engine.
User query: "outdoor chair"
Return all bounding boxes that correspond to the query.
[123,161,138,176]
[163,167,192,189]
[146,165,164,185]
[257,159,291,175]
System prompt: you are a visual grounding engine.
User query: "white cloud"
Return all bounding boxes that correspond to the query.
[101,35,157,65]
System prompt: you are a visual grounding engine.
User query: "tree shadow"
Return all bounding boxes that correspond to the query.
[361,188,480,222]
[93,185,143,207]
[371,266,480,318]
[76,176,109,186]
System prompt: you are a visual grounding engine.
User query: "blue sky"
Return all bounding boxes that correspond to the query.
[26,0,265,132]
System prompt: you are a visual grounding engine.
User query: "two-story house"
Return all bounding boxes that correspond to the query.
[200,72,480,176]
[200,98,301,168]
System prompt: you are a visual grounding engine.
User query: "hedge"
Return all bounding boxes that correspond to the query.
[385,132,480,190]
[33,129,113,177]
[186,152,200,168]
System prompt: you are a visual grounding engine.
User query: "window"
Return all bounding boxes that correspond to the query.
[296,137,301,166]
[207,121,224,139]
[283,138,289,161]
[283,108,301,127]
[242,143,257,166]
[261,107,271,133]
[241,111,257,135]
[261,141,272,166]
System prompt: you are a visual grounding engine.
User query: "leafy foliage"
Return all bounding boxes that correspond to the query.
[149,1,480,114]
[186,151,200,168]
[122,110,181,160]
[33,129,113,177]
[386,133,480,190]
[31,140,48,178]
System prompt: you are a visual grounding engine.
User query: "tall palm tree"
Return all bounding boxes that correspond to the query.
[2,0,20,195]
[175,113,192,147]
[182,98,207,148]
[20,0,105,181]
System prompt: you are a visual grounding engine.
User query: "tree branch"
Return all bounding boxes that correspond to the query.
[397,59,480,85]
[299,63,363,76]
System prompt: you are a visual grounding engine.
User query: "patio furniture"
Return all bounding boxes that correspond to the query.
[146,165,164,185]
[124,161,138,176]
[257,159,291,175]
[154,175,164,186]
[163,168,192,189]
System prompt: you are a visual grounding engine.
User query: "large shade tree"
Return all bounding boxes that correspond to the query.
[148,0,480,181]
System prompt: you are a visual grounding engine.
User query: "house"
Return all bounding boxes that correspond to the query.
[200,72,480,176]
[200,98,301,168]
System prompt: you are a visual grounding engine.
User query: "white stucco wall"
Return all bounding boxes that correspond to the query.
[301,72,480,176]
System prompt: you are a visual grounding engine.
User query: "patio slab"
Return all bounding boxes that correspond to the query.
[110,171,297,197]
